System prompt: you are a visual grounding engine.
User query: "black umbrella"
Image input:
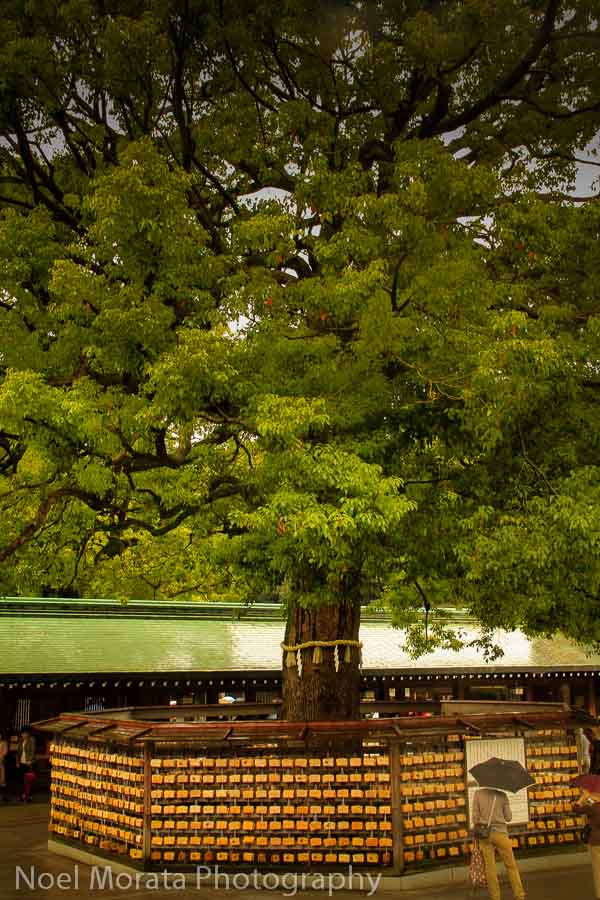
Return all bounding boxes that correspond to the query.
[469,757,535,793]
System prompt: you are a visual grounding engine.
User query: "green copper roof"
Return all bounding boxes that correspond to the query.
[1,601,600,676]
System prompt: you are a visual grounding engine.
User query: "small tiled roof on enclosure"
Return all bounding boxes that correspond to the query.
[33,706,593,746]
[1,597,600,679]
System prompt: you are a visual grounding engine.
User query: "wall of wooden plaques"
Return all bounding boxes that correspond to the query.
[147,751,392,867]
[47,727,587,871]
[523,728,584,850]
[49,742,144,859]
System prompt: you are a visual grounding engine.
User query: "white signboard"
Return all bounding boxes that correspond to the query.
[465,737,530,826]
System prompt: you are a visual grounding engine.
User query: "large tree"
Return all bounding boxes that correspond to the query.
[1,1,600,719]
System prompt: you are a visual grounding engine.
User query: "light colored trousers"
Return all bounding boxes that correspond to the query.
[479,830,525,900]
[590,844,600,898]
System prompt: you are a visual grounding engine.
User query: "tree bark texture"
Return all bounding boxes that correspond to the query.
[281,599,361,722]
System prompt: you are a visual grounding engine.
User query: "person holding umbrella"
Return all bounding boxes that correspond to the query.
[572,773,600,899]
[470,757,534,900]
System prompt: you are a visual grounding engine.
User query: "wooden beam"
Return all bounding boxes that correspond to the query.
[127,727,154,741]
[142,741,153,867]
[458,718,482,734]
[513,717,535,729]
[389,742,405,876]
[88,723,114,735]
[53,720,89,734]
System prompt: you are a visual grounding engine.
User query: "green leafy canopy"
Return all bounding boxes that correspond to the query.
[0,0,600,657]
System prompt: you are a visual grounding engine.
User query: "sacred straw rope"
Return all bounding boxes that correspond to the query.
[280,639,363,672]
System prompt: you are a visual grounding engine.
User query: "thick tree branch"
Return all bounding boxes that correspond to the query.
[0,495,55,562]
[431,0,561,135]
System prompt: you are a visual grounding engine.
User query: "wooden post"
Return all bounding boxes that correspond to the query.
[376,681,388,702]
[525,682,535,702]
[0,685,7,730]
[205,684,219,705]
[389,740,404,875]
[142,741,154,868]
[588,676,597,717]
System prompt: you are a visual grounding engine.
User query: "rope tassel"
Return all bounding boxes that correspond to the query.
[312,645,323,664]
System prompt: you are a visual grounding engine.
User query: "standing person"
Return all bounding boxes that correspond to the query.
[574,789,600,899]
[0,730,8,801]
[472,786,525,900]
[15,728,36,802]
[581,729,593,773]
[16,727,35,768]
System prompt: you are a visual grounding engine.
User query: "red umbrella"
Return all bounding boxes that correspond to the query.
[572,773,600,794]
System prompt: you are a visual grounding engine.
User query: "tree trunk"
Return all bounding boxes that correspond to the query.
[281,598,361,721]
